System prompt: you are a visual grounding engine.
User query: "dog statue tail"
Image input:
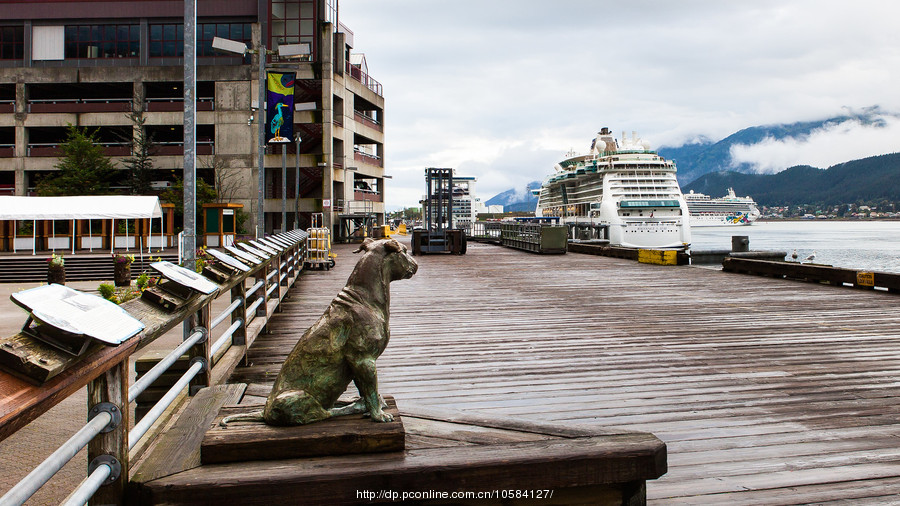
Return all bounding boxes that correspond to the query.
[220,409,265,426]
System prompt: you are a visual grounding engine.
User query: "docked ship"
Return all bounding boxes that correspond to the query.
[684,188,760,226]
[534,128,691,249]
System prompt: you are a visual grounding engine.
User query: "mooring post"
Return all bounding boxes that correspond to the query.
[732,235,750,253]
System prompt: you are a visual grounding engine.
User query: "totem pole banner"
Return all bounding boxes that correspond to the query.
[266,71,295,144]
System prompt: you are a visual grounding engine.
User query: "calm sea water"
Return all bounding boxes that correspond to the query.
[690,221,900,274]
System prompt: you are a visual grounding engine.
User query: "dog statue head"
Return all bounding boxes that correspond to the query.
[353,238,418,284]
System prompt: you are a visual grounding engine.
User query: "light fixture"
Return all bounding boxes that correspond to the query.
[346,166,358,171]
[276,42,311,58]
[383,175,393,179]
[212,36,249,56]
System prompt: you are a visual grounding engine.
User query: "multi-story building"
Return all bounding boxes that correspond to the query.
[0,0,385,240]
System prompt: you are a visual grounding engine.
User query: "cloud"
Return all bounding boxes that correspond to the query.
[729,113,900,173]
[338,0,900,210]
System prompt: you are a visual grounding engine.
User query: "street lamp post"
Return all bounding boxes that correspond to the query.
[211,37,309,238]
[295,135,300,230]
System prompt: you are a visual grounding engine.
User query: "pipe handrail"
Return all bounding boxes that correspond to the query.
[128,327,206,403]
[0,411,112,505]
[210,298,243,330]
[0,230,308,505]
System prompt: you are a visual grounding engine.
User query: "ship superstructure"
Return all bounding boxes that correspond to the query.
[535,128,691,249]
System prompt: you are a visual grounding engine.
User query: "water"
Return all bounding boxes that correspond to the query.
[690,221,900,274]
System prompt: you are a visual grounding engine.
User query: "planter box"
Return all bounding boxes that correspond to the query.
[81,236,104,249]
[114,236,136,249]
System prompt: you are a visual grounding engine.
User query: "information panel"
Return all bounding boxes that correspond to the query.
[11,284,144,345]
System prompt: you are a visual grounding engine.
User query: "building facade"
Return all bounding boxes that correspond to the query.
[0,0,385,240]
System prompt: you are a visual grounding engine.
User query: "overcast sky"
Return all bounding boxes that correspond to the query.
[338,0,900,210]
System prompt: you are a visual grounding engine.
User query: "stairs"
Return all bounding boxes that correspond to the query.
[0,252,180,283]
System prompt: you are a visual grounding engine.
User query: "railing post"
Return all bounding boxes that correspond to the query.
[256,261,269,329]
[86,361,128,506]
[279,249,288,288]
[185,304,210,395]
[231,280,248,355]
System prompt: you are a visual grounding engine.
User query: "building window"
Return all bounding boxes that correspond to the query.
[64,24,139,58]
[149,24,183,57]
[0,26,24,60]
[271,0,315,50]
[150,22,252,57]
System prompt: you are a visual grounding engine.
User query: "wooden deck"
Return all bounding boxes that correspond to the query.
[231,238,900,504]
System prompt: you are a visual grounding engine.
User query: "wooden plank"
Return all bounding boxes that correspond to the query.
[200,396,404,464]
[130,383,246,484]
[223,240,900,504]
[136,433,666,505]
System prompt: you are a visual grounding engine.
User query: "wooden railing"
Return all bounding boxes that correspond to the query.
[0,230,307,505]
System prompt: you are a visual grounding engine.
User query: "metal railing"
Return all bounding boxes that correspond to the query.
[345,61,383,96]
[0,229,308,505]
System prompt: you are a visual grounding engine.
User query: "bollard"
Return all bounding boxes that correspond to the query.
[731,235,749,253]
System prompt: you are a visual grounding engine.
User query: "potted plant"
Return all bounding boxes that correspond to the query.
[113,253,135,287]
[47,253,65,285]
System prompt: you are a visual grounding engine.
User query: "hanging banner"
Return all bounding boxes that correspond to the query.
[266,72,295,144]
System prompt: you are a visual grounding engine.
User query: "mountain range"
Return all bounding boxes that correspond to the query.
[485,181,540,212]
[485,107,898,210]
[657,106,890,184]
[683,152,900,207]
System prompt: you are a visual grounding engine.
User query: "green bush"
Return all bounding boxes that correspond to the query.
[98,283,116,301]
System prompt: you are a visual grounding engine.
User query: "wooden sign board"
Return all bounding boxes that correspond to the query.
[206,249,251,272]
[151,261,219,295]
[201,397,404,464]
[248,240,278,256]
[255,238,284,252]
[273,234,296,246]
[225,245,263,265]
[266,235,292,248]
[238,242,273,259]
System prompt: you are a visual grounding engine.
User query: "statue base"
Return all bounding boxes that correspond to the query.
[201,396,404,464]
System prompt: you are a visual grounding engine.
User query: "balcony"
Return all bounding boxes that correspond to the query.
[353,149,382,167]
[0,145,13,158]
[0,101,13,114]
[354,111,382,132]
[354,189,382,203]
[346,61,383,97]
[28,98,132,114]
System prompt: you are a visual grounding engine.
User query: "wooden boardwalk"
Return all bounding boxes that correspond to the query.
[232,239,900,504]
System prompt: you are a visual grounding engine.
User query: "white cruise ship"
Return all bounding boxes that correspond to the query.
[535,128,691,249]
[684,188,760,226]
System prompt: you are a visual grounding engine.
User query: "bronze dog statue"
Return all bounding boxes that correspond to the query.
[222,237,417,426]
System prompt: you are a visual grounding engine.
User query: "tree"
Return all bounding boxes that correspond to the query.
[36,124,116,196]
[160,177,217,233]
[201,155,243,203]
[121,110,155,195]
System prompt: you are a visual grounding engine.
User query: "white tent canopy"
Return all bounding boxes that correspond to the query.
[0,196,165,255]
[0,196,162,220]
